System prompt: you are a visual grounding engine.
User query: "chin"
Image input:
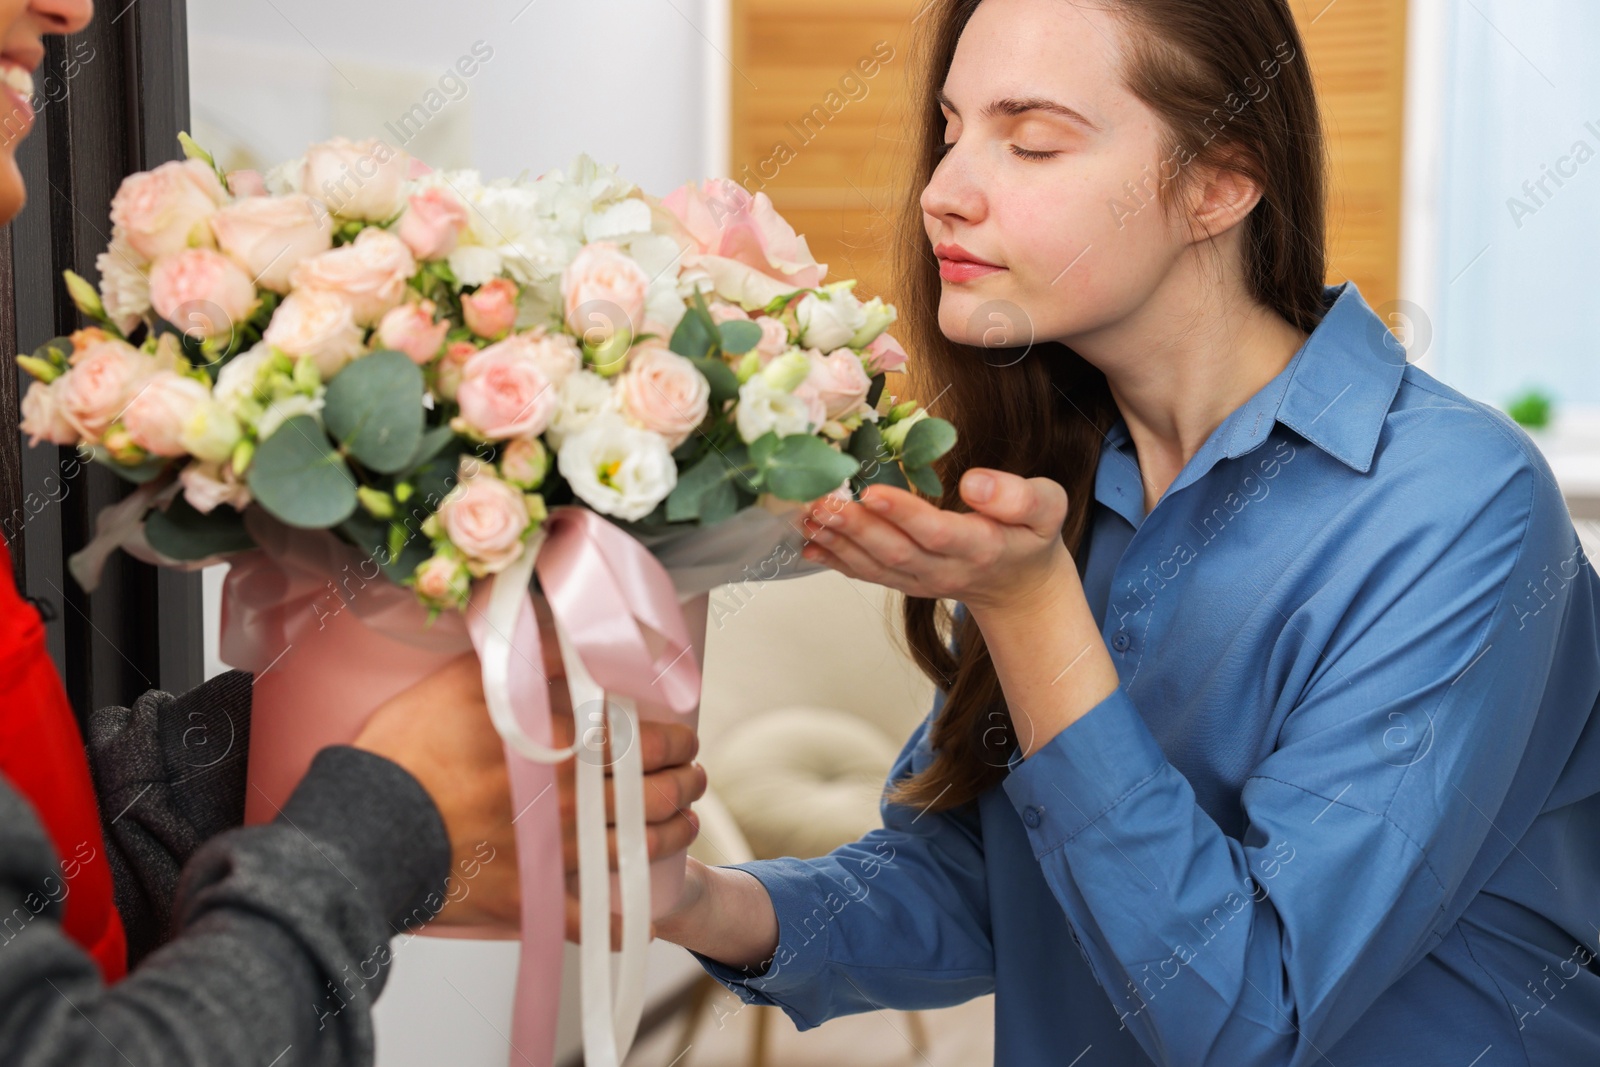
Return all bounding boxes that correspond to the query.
[0,151,26,225]
[937,288,1041,350]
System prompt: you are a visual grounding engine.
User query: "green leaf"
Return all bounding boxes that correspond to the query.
[247,415,358,528]
[338,511,431,583]
[669,302,719,360]
[717,319,763,355]
[900,416,957,470]
[144,495,255,560]
[753,434,861,501]
[846,421,885,465]
[687,356,741,405]
[858,459,910,491]
[666,444,752,523]
[906,463,942,497]
[698,477,739,524]
[323,350,425,474]
[403,424,457,475]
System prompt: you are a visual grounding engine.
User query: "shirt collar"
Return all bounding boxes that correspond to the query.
[1102,281,1408,483]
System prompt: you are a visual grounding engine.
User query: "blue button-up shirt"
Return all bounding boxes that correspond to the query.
[691,282,1600,1065]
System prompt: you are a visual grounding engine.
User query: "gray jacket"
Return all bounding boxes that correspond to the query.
[0,670,452,1066]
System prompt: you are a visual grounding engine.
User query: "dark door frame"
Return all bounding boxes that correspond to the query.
[0,0,202,728]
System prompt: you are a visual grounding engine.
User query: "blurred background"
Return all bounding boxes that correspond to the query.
[4,0,1600,1064]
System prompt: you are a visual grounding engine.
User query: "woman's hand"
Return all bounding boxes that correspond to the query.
[799,468,1078,617]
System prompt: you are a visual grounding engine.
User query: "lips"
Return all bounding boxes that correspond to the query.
[933,241,1005,282]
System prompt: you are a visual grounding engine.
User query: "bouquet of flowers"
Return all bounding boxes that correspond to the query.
[18,135,952,597]
[16,132,955,1067]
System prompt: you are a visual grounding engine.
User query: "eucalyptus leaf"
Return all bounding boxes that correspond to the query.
[87,448,170,484]
[900,416,958,470]
[323,350,425,474]
[247,415,358,528]
[754,434,861,501]
[865,372,886,410]
[669,302,719,360]
[717,319,763,355]
[666,444,752,523]
[906,463,942,497]
[144,496,256,560]
[687,355,740,405]
[403,424,457,475]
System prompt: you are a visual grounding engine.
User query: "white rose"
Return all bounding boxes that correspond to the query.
[796,285,869,352]
[300,137,410,221]
[557,412,677,522]
[545,368,618,450]
[262,288,365,380]
[213,343,275,409]
[287,227,416,327]
[210,193,335,293]
[735,376,820,443]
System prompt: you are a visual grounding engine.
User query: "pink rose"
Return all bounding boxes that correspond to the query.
[262,288,365,379]
[396,187,468,261]
[452,339,558,441]
[864,331,908,375]
[56,338,153,443]
[122,371,210,457]
[435,340,478,401]
[661,177,826,308]
[708,301,749,324]
[561,241,649,346]
[179,460,252,514]
[225,169,268,198]
[109,159,230,261]
[436,462,532,576]
[797,347,872,420]
[411,553,469,609]
[752,315,791,365]
[148,248,260,339]
[377,300,449,364]
[19,380,77,446]
[210,193,334,293]
[516,326,582,387]
[462,278,519,340]
[498,436,548,490]
[615,342,710,449]
[300,137,410,221]
[288,227,416,327]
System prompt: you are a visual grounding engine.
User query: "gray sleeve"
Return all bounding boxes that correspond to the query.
[0,744,452,1067]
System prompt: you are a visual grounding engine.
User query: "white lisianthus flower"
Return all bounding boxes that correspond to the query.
[849,296,897,349]
[796,283,869,352]
[212,343,275,410]
[557,412,676,522]
[735,376,818,443]
[546,368,618,450]
[179,399,243,462]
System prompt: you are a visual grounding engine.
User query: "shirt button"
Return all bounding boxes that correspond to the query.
[1111,630,1131,652]
[1022,805,1043,828]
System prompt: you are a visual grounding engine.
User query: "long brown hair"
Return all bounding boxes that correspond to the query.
[887,0,1330,812]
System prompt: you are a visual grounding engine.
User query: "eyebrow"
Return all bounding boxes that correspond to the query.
[935,87,1103,132]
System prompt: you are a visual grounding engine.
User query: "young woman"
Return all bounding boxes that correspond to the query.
[654,0,1600,1062]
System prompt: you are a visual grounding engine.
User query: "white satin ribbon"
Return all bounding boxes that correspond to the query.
[480,538,654,1067]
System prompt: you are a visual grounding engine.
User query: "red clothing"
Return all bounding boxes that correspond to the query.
[0,534,127,982]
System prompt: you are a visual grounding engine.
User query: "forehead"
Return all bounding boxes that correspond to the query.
[943,0,1131,110]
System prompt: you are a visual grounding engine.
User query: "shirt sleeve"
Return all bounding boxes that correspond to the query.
[689,685,996,1030]
[1002,439,1585,1065]
[0,745,451,1067]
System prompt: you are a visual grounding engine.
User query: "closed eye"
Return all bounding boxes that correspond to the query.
[1009,145,1058,161]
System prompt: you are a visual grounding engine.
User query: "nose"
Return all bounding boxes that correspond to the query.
[919,140,986,229]
[30,0,92,36]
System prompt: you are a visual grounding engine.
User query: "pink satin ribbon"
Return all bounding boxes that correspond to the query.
[465,505,702,1067]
